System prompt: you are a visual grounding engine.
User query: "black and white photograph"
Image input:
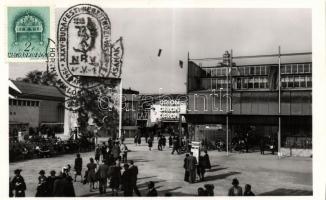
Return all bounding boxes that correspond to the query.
[3,0,322,198]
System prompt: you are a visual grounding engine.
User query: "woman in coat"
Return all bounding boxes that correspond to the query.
[108,160,122,196]
[86,158,97,192]
[197,150,211,181]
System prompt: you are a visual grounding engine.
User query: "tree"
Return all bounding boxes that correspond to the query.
[16,70,58,86]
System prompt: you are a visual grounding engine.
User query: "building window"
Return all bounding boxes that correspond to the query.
[31,101,35,106]
[36,101,40,107]
[27,101,31,106]
[22,100,26,106]
[17,100,22,106]
[307,76,312,87]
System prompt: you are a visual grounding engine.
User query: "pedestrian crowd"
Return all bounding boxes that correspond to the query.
[9,135,94,162]
[9,138,160,197]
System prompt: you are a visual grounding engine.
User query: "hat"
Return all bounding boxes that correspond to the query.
[148,181,155,189]
[39,170,45,175]
[14,169,22,174]
[232,178,239,186]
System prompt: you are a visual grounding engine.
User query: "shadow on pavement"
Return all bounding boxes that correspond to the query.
[132,159,152,163]
[208,167,228,172]
[204,171,241,182]
[138,176,157,180]
[259,188,313,196]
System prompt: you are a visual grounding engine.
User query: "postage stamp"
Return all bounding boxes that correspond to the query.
[7,7,50,61]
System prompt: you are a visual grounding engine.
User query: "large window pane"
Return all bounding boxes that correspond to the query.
[299,76,306,87]
[250,67,255,75]
[298,64,304,73]
[236,78,241,89]
[286,65,291,74]
[243,78,248,89]
[292,64,298,74]
[304,64,310,73]
[261,66,267,75]
[307,76,312,87]
[255,66,261,75]
[254,77,259,88]
[288,76,294,88]
[294,76,300,88]
[281,65,286,74]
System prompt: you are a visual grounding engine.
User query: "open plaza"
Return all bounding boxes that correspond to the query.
[9,138,312,197]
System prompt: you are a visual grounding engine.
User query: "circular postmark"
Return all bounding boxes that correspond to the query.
[46,4,124,111]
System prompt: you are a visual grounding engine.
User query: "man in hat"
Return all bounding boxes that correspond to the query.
[121,163,133,196]
[129,160,141,196]
[46,170,57,196]
[10,169,26,197]
[36,170,48,197]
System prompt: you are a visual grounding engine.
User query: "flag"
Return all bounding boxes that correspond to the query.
[179,60,183,68]
[158,49,162,57]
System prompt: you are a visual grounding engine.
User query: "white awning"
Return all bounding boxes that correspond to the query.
[9,80,21,93]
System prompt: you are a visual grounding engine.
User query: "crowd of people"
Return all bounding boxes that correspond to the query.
[9,133,259,197]
[9,135,94,162]
[9,138,160,197]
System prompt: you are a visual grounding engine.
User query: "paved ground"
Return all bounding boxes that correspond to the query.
[9,138,312,196]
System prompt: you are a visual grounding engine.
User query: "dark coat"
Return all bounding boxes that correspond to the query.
[53,175,75,197]
[97,163,109,179]
[11,175,26,197]
[199,154,211,169]
[121,169,133,191]
[108,166,121,189]
[129,165,138,185]
[147,188,158,196]
[45,176,57,197]
[186,156,197,171]
[35,175,48,197]
[74,157,83,174]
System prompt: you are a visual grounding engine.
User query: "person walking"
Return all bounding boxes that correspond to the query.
[129,160,141,196]
[228,178,243,196]
[10,169,26,197]
[36,170,48,197]
[137,135,142,145]
[244,184,255,196]
[86,158,97,192]
[111,142,121,161]
[97,160,109,194]
[147,137,153,151]
[146,181,158,196]
[95,145,101,164]
[162,136,167,149]
[108,160,122,196]
[120,143,129,163]
[46,170,57,197]
[197,150,211,181]
[53,172,75,197]
[134,135,138,146]
[74,153,83,182]
[121,163,133,196]
[260,137,265,155]
[158,136,163,151]
[183,154,190,182]
[187,152,197,183]
[168,135,173,148]
[171,136,179,154]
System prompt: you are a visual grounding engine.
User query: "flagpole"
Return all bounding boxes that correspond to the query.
[119,79,123,140]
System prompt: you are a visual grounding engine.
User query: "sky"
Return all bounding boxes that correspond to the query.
[9,8,312,94]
